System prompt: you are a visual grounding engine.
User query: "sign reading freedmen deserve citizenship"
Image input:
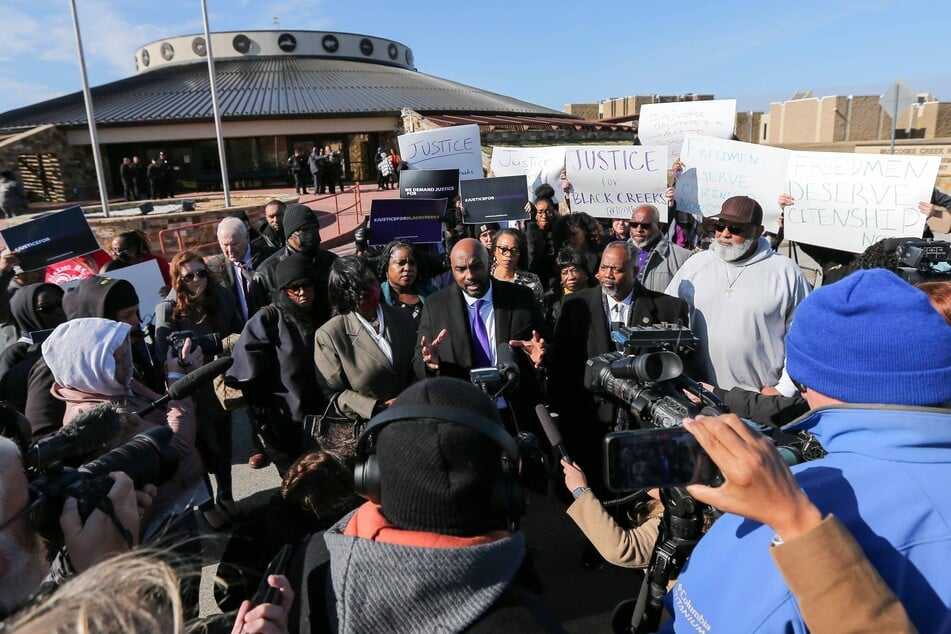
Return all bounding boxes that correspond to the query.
[675,134,788,227]
[565,145,668,220]
[0,206,100,272]
[490,146,567,203]
[397,124,483,180]
[369,198,445,246]
[399,169,460,208]
[638,99,737,168]
[783,151,941,253]
[459,176,530,224]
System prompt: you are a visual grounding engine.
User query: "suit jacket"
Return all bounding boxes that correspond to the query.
[207,242,276,321]
[413,280,547,381]
[314,305,416,421]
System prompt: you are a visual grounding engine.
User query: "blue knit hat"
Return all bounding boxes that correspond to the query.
[786,269,951,406]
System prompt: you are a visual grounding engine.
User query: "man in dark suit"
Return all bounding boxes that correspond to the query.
[551,240,689,488]
[414,238,546,435]
[211,217,275,323]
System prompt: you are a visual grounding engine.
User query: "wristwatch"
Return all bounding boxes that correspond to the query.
[572,486,590,500]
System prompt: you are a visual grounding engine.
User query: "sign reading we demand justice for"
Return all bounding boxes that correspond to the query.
[565,146,668,220]
[784,152,940,253]
[398,124,483,181]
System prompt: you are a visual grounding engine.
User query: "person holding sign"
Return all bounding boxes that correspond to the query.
[665,196,811,392]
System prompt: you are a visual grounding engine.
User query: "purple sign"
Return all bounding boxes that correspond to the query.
[459,175,530,224]
[369,198,446,246]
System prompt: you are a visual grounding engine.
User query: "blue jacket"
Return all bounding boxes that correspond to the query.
[661,405,951,633]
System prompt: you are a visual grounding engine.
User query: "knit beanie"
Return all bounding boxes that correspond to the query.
[282,203,316,237]
[376,377,508,536]
[786,269,951,406]
[275,253,316,290]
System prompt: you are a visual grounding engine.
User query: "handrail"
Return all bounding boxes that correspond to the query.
[157,185,363,255]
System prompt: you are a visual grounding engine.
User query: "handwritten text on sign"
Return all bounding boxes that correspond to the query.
[675,134,788,226]
[783,152,940,253]
[397,124,483,181]
[490,146,566,203]
[565,146,668,220]
[637,99,736,167]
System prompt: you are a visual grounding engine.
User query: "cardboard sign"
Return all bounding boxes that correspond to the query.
[0,206,100,272]
[490,146,567,203]
[459,176,531,224]
[397,124,483,180]
[638,99,737,167]
[369,198,445,246]
[400,169,460,208]
[564,145,668,220]
[783,151,941,253]
[675,134,788,226]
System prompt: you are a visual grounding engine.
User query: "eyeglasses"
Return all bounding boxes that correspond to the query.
[182,270,208,283]
[535,209,553,217]
[284,281,315,293]
[629,222,654,230]
[495,246,519,256]
[714,222,753,235]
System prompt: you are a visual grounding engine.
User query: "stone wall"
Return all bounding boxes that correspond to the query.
[563,103,599,120]
[0,125,104,203]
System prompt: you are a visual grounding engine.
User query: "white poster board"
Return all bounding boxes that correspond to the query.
[61,260,168,324]
[638,99,737,167]
[490,146,567,203]
[675,134,788,227]
[783,152,941,253]
[564,145,668,220]
[398,124,483,181]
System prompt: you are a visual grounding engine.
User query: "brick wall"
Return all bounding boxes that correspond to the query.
[0,125,104,203]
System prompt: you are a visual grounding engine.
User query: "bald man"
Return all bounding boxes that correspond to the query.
[628,204,693,292]
[414,238,547,432]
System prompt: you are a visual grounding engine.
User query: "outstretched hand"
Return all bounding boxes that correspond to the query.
[683,414,822,541]
[509,330,546,367]
[420,329,448,370]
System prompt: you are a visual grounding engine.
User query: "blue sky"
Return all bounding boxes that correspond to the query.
[0,0,948,116]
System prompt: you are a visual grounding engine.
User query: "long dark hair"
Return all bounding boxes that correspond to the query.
[328,255,375,315]
[169,250,219,324]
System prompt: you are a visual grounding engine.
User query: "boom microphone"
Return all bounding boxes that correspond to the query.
[136,357,235,417]
[26,403,122,471]
[535,404,571,464]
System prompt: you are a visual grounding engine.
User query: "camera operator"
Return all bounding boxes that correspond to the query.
[0,436,153,618]
[679,414,915,634]
[660,269,951,633]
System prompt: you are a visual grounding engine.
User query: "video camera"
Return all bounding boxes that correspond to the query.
[167,330,223,361]
[24,424,179,546]
[891,239,951,284]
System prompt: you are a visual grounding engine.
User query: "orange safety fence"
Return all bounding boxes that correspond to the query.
[157,185,364,256]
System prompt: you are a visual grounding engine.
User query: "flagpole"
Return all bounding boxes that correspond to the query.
[200,0,232,207]
[68,0,110,217]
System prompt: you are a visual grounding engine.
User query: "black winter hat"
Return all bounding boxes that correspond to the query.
[377,377,508,536]
[282,203,317,237]
[275,253,317,290]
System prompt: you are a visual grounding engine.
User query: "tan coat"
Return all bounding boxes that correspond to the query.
[566,490,662,569]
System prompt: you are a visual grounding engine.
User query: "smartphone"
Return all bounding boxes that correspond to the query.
[603,429,722,492]
[251,544,292,607]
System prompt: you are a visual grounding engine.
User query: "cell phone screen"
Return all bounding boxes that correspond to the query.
[603,429,721,492]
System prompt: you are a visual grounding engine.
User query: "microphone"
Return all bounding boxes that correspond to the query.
[136,357,234,417]
[496,343,520,383]
[535,404,571,464]
[26,403,122,470]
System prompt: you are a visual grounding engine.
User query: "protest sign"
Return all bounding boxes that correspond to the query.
[564,145,668,220]
[638,99,737,167]
[783,151,940,253]
[490,146,567,203]
[400,169,459,208]
[369,198,445,246]
[397,124,483,180]
[0,206,99,272]
[675,134,788,226]
[459,176,530,224]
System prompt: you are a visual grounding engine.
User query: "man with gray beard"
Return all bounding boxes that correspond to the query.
[665,196,810,392]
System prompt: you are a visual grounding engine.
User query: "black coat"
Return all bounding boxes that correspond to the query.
[252,246,337,327]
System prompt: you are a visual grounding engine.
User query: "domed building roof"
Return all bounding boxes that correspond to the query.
[0,29,571,132]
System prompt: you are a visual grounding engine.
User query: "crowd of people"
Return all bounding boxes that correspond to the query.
[0,171,948,634]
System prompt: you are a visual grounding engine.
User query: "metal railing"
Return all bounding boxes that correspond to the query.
[157,185,364,255]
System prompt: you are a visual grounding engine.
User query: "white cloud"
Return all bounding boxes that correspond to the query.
[0,77,67,113]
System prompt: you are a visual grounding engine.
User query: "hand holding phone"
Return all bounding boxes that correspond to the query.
[252,544,292,607]
[604,428,722,492]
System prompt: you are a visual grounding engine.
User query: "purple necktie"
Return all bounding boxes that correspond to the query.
[471,299,493,368]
